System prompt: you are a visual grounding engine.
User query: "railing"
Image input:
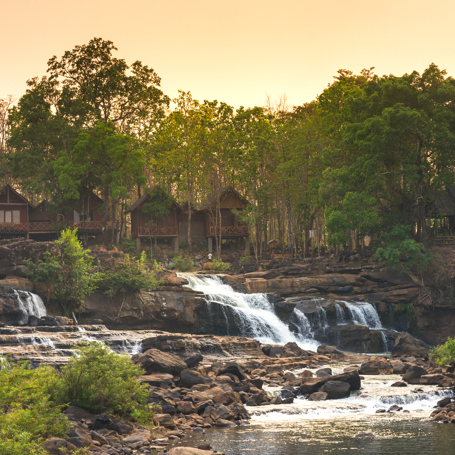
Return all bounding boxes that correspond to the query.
[138,226,178,236]
[208,225,249,236]
[433,236,455,246]
[28,221,105,232]
[0,222,27,232]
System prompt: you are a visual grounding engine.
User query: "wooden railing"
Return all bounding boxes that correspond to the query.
[0,222,27,232]
[29,222,55,231]
[208,225,249,236]
[433,236,455,247]
[27,221,105,232]
[138,226,178,236]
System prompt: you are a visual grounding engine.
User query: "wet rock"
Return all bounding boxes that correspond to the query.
[402,365,427,384]
[317,345,344,356]
[388,405,403,412]
[215,418,236,428]
[391,332,430,359]
[355,433,375,438]
[438,397,452,408]
[153,413,177,429]
[391,381,407,387]
[316,368,332,377]
[419,374,445,385]
[132,348,187,375]
[217,362,247,381]
[359,358,393,375]
[168,448,217,455]
[391,360,407,375]
[308,392,328,401]
[319,380,350,399]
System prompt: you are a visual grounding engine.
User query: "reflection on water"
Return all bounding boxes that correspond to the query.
[178,418,455,455]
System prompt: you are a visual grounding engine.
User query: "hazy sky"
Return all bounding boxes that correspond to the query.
[2,0,455,110]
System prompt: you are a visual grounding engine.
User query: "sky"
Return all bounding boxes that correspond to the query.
[2,0,455,110]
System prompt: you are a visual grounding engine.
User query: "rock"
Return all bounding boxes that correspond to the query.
[215,418,236,428]
[179,369,212,388]
[438,397,452,407]
[90,431,109,445]
[140,373,174,387]
[391,381,407,387]
[402,365,427,384]
[319,380,350,399]
[38,316,72,326]
[328,324,384,353]
[355,433,375,438]
[217,362,247,381]
[317,345,344,356]
[419,374,445,385]
[132,349,187,375]
[111,420,134,434]
[308,392,328,401]
[41,438,77,454]
[168,448,216,455]
[299,377,327,394]
[177,401,197,415]
[391,332,430,359]
[316,368,332,377]
[66,436,92,448]
[388,405,403,412]
[391,360,407,374]
[359,358,393,375]
[153,413,176,429]
[185,353,203,368]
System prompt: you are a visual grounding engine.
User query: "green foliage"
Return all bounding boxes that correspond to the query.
[141,187,173,221]
[212,258,231,272]
[51,343,150,416]
[23,229,102,311]
[102,252,162,296]
[239,254,251,264]
[0,358,70,454]
[375,225,432,272]
[430,337,455,366]
[173,254,194,272]
[202,262,213,270]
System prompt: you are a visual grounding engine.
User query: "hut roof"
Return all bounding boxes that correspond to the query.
[126,187,182,214]
[199,186,249,211]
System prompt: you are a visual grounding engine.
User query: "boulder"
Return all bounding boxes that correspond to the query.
[308,392,328,401]
[185,353,203,368]
[216,362,247,381]
[153,413,176,429]
[391,332,430,359]
[359,358,393,375]
[132,349,187,375]
[319,380,350,399]
[41,438,77,454]
[179,369,212,388]
[419,374,445,385]
[402,365,427,384]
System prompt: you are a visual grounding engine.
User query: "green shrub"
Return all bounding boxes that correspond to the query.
[430,337,455,366]
[0,358,70,454]
[173,254,194,272]
[239,255,251,264]
[202,262,213,270]
[101,252,162,296]
[212,258,230,272]
[23,228,102,311]
[51,343,151,416]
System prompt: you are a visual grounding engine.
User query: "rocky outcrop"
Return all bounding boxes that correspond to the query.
[392,332,430,359]
[82,288,205,332]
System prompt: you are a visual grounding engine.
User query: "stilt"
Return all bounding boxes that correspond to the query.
[135,237,141,252]
[208,237,213,253]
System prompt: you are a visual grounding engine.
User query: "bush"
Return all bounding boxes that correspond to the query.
[23,228,102,311]
[212,258,230,272]
[173,254,194,272]
[51,343,151,417]
[430,337,455,366]
[202,262,213,270]
[101,252,162,296]
[0,358,70,454]
[239,254,251,264]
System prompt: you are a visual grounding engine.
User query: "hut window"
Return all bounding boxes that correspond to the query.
[0,210,20,223]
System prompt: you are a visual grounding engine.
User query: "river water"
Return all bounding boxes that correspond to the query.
[177,275,455,455]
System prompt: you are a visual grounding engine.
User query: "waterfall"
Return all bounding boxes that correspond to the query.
[334,303,346,325]
[12,290,47,325]
[342,301,383,329]
[118,340,142,355]
[181,274,319,350]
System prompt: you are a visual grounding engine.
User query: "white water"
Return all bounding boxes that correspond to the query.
[13,289,47,323]
[119,340,142,355]
[342,301,383,329]
[334,303,346,325]
[182,274,319,351]
[31,337,56,349]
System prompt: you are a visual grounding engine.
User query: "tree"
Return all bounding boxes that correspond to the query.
[8,37,169,213]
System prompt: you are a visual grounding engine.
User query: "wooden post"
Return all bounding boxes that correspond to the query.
[174,237,179,253]
[208,237,213,253]
[136,237,141,252]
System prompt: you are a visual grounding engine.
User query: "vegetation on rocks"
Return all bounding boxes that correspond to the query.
[430,337,455,366]
[0,343,153,454]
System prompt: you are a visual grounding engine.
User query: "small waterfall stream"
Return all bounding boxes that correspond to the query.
[11,289,47,325]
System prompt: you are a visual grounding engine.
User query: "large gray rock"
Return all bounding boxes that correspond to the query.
[319,380,350,399]
[392,332,430,359]
[132,349,187,376]
[402,365,428,384]
[179,368,212,388]
[359,358,393,375]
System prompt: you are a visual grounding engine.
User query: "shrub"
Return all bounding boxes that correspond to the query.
[173,254,194,272]
[50,343,151,417]
[430,337,455,366]
[239,254,251,264]
[23,228,102,311]
[101,252,162,296]
[212,258,230,272]
[0,358,70,454]
[202,262,213,270]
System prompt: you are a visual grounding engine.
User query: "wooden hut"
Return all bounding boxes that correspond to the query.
[199,186,250,252]
[0,185,31,238]
[127,188,182,251]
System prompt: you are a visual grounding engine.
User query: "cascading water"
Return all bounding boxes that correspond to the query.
[12,289,47,325]
[334,303,346,325]
[342,301,382,329]
[182,274,319,350]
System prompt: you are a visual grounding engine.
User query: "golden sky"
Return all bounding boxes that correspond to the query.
[2,0,454,109]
